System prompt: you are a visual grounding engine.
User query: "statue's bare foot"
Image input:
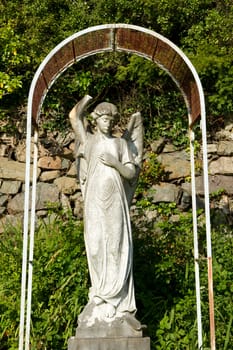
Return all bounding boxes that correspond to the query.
[105,303,116,318]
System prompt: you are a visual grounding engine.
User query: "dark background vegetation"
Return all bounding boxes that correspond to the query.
[0,0,232,349]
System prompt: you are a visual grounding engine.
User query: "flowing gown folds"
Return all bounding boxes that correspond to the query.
[83,133,136,314]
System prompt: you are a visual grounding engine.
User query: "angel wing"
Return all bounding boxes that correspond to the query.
[122,112,144,205]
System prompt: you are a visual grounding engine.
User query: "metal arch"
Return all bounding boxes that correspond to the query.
[28,24,201,125]
[20,24,215,350]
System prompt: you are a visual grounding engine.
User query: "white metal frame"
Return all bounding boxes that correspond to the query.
[19,24,215,350]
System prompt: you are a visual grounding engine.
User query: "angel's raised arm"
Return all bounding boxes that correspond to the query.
[69,95,93,144]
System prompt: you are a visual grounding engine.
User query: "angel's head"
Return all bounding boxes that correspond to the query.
[91,102,119,121]
[91,102,119,136]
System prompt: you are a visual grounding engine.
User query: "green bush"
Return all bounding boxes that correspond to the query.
[0,208,232,349]
[133,207,233,349]
[0,212,88,350]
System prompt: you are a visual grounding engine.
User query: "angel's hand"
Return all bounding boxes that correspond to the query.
[99,152,117,168]
[69,95,93,121]
[69,95,93,145]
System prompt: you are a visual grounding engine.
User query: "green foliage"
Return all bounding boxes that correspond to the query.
[183,1,233,117]
[0,21,30,99]
[1,0,232,137]
[155,296,198,350]
[136,151,166,196]
[0,211,88,350]
[210,227,233,349]
[132,201,233,349]
[0,205,232,349]
[0,224,22,350]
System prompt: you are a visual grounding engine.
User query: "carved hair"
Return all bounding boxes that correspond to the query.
[91,102,119,120]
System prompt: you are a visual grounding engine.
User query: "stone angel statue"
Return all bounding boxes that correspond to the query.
[69,95,144,337]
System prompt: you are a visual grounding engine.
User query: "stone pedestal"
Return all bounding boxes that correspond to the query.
[68,302,150,349]
[68,336,151,350]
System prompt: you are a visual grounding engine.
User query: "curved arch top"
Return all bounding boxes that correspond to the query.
[28,23,203,127]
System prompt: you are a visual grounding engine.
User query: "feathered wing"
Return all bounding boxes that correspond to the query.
[122,112,144,205]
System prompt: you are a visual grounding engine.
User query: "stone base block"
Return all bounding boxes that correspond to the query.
[68,336,151,350]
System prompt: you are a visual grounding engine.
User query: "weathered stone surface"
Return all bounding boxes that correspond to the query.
[71,192,83,218]
[39,170,61,182]
[33,182,60,210]
[36,210,48,217]
[0,180,21,194]
[0,214,22,233]
[67,162,77,177]
[184,175,233,195]
[69,141,75,152]
[60,193,71,212]
[7,182,59,213]
[209,157,233,175]
[217,141,233,156]
[15,138,48,162]
[1,123,233,231]
[179,186,204,210]
[207,143,218,154]
[0,157,41,181]
[76,314,143,338]
[0,207,5,215]
[8,193,26,214]
[63,146,74,156]
[38,156,62,170]
[15,140,34,162]
[151,137,165,153]
[0,144,9,157]
[54,176,79,194]
[61,158,71,170]
[70,191,82,202]
[0,194,8,206]
[179,190,192,210]
[68,336,150,350]
[163,144,177,153]
[56,131,75,146]
[157,151,190,179]
[216,124,233,140]
[170,214,181,222]
[145,209,158,221]
[149,183,180,203]
[229,199,233,212]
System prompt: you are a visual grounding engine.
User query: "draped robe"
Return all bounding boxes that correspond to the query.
[82,132,136,314]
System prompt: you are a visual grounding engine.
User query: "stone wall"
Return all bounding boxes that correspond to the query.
[0,122,233,232]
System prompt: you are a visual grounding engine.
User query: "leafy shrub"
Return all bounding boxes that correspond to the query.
[133,207,233,349]
[0,207,232,349]
[0,212,88,350]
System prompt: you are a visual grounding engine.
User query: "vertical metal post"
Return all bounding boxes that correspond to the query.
[200,115,216,350]
[25,128,39,350]
[189,127,203,349]
[19,106,32,350]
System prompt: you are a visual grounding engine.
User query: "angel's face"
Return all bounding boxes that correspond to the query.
[96,115,115,135]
